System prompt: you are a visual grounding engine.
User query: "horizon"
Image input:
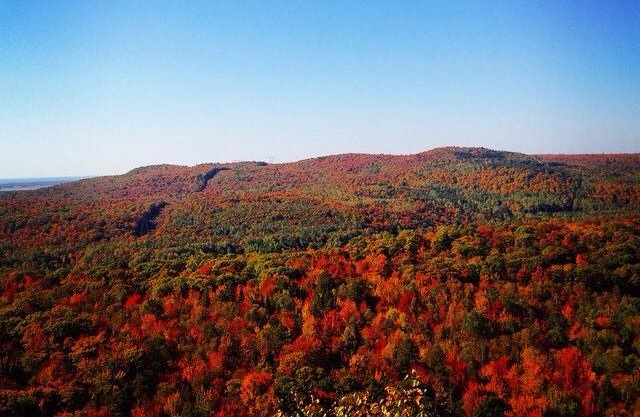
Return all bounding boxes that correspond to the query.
[2,145,640,180]
[2,1,639,178]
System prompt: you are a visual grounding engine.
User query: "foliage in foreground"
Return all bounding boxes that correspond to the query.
[1,219,639,416]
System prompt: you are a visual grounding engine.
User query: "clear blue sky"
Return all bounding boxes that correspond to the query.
[1,1,639,177]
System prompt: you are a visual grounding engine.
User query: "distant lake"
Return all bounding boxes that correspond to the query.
[0,177,88,192]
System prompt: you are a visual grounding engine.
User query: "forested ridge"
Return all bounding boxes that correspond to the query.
[1,147,639,416]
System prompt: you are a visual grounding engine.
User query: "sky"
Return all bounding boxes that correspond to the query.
[1,1,639,177]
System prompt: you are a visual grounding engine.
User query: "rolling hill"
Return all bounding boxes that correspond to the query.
[2,147,638,253]
[0,147,639,416]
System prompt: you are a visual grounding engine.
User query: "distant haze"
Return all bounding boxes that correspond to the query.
[0,177,86,192]
[1,1,639,178]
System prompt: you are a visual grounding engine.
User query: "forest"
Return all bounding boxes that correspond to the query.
[0,147,639,416]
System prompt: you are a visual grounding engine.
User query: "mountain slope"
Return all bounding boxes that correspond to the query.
[1,147,639,416]
[1,147,639,253]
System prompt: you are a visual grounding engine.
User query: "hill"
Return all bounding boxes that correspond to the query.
[2,147,639,253]
[0,147,639,416]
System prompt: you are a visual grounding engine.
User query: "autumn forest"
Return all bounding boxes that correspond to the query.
[1,147,639,417]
